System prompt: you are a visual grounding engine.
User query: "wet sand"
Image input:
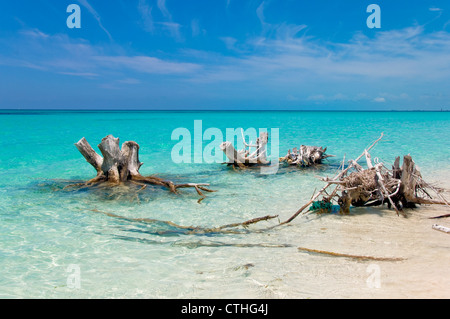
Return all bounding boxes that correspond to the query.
[248,171,450,299]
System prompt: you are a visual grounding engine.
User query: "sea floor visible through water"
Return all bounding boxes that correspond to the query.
[0,110,449,298]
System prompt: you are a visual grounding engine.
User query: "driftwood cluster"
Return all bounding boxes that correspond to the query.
[67,132,449,261]
[71,135,215,202]
[220,129,332,168]
[335,154,448,215]
[279,145,333,167]
[282,133,449,223]
[63,130,450,258]
[71,133,449,230]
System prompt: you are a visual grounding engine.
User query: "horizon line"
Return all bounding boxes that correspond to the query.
[0,108,449,112]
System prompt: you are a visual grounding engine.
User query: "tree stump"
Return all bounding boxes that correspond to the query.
[281,134,449,224]
[220,131,270,168]
[73,135,215,201]
[332,154,448,214]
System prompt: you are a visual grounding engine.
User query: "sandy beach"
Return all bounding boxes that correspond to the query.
[234,170,450,299]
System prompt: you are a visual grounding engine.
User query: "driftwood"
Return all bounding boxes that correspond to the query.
[67,133,449,237]
[432,224,450,234]
[88,208,278,235]
[429,213,450,219]
[297,246,406,261]
[279,145,334,167]
[220,130,270,168]
[281,133,449,224]
[71,135,215,202]
[220,129,331,169]
[333,154,448,215]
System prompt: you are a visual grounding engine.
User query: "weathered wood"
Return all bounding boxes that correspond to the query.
[121,141,142,178]
[429,213,450,219]
[392,156,401,179]
[75,137,103,174]
[400,155,419,203]
[296,133,449,220]
[97,135,123,184]
[281,133,385,224]
[89,208,278,235]
[279,145,333,167]
[220,141,247,168]
[432,224,450,234]
[253,131,269,164]
[298,246,406,261]
[73,135,215,200]
[220,131,271,168]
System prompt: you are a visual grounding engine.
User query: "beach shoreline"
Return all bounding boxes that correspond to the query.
[245,168,450,299]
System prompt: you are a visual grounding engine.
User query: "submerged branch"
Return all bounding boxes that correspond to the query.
[87,209,278,235]
[298,246,406,262]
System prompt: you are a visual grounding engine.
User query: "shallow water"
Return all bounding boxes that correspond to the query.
[0,110,449,298]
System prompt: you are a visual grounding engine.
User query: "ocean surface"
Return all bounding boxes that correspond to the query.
[0,110,449,298]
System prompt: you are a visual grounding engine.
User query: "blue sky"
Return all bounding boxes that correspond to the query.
[0,0,449,110]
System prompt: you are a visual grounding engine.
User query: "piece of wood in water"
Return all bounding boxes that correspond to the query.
[297,246,406,261]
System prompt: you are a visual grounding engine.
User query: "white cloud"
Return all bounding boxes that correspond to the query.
[58,71,98,77]
[145,0,183,41]
[19,29,49,39]
[373,97,386,103]
[191,25,450,85]
[5,19,450,108]
[256,2,266,26]
[220,37,238,50]
[307,94,326,101]
[190,19,206,37]
[255,1,306,39]
[77,0,112,40]
[138,0,154,33]
[157,0,172,19]
[156,21,183,41]
[191,19,200,37]
[94,55,201,74]
[2,29,201,77]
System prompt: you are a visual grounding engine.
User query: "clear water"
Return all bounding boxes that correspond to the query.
[0,110,449,298]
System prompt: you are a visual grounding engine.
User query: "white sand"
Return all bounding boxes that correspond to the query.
[247,169,450,299]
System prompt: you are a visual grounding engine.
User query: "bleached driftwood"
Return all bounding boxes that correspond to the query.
[72,135,215,201]
[281,133,449,224]
[220,130,270,168]
[220,129,331,169]
[333,155,448,216]
[432,224,450,234]
[279,145,334,167]
[219,141,248,168]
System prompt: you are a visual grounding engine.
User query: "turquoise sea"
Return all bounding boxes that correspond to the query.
[0,110,449,298]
